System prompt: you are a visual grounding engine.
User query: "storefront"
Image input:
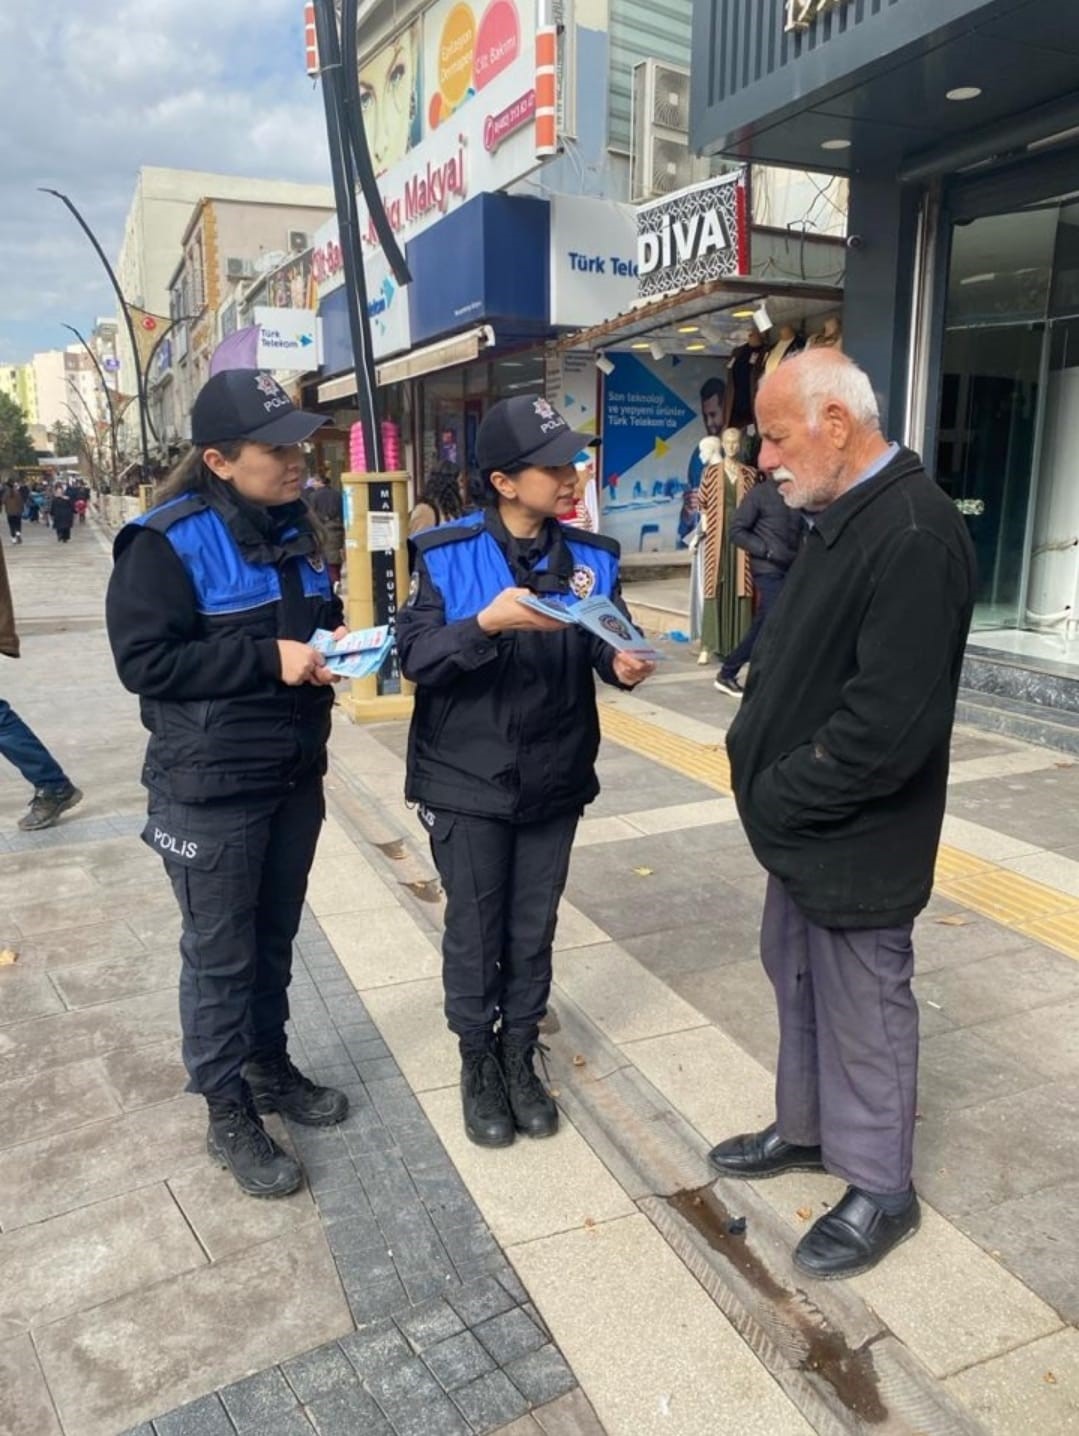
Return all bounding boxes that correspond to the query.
[556,171,843,553]
[691,0,1079,648]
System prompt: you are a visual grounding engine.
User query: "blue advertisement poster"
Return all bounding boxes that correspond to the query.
[600,353,726,553]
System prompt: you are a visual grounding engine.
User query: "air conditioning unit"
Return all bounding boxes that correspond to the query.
[630,59,711,203]
[225,256,255,280]
[288,229,309,253]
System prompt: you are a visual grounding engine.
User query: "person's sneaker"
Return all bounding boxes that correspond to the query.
[18,783,83,831]
[500,1033,559,1138]
[714,674,744,697]
[461,1042,515,1147]
[206,1092,303,1198]
[245,1051,348,1126]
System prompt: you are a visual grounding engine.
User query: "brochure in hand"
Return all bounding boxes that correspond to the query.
[310,626,395,678]
[516,594,661,659]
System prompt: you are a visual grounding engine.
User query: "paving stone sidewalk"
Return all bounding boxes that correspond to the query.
[0,521,603,1436]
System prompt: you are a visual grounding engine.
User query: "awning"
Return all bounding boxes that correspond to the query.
[316,325,496,403]
[555,277,842,355]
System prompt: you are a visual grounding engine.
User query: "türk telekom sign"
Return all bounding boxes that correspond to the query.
[636,170,749,299]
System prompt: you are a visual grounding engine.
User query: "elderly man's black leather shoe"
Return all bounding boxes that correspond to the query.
[707,1123,824,1179]
[794,1186,920,1279]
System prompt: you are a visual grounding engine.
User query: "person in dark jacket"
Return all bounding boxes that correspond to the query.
[709,350,975,1280]
[50,487,75,542]
[305,473,345,586]
[106,369,349,1200]
[714,472,804,696]
[397,395,654,1149]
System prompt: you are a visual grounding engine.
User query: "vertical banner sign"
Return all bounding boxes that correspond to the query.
[367,479,402,695]
[534,25,557,156]
[636,170,749,300]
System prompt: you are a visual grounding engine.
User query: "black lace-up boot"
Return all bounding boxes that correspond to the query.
[245,1051,349,1126]
[206,1088,303,1198]
[499,1032,559,1139]
[460,1038,515,1147]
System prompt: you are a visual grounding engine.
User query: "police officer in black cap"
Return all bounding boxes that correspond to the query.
[106,369,349,1198]
[397,394,655,1148]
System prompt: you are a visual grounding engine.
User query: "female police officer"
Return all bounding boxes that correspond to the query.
[106,369,348,1198]
[397,395,654,1148]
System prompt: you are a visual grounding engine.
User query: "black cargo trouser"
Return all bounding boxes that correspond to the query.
[144,772,324,1101]
[422,807,579,1046]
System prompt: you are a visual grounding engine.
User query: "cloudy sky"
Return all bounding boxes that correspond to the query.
[0,1,331,363]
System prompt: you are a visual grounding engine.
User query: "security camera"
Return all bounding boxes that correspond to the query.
[845,234,865,251]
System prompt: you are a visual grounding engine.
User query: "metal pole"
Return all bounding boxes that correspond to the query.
[61,323,119,491]
[40,188,152,481]
[313,0,382,471]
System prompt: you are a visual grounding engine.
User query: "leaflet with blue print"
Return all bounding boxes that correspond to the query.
[516,595,661,659]
[310,626,394,678]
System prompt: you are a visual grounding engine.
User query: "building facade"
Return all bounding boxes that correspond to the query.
[691,0,1079,652]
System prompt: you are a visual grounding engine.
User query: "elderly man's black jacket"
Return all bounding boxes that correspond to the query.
[726,448,976,928]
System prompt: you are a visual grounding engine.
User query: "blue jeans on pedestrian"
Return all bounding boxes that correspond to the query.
[0,699,69,791]
[721,571,786,679]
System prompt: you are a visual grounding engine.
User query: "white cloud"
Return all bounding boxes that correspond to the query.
[0,0,332,360]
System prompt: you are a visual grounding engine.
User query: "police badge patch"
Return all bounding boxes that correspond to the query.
[407,569,421,605]
[307,554,325,573]
[570,564,596,599]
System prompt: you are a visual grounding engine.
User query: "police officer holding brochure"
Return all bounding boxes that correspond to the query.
[397,395,655,1149]
[106,369,352,1199]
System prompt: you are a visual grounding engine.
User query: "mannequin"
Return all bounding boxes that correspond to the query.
[763,324,806,376]
[809,316,843,351]
[722,330,766,431]
[696,428,757,662]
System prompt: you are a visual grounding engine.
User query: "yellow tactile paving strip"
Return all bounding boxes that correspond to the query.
[599,702,1079,962]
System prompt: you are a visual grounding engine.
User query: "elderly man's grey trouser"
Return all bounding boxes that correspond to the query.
[761,875,919,1196]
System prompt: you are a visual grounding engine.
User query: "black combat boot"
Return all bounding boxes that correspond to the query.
[245,1051,349,1126]
[206,1090,303,1198]
[500,1033,558,1139]
[460,1038,515,1148]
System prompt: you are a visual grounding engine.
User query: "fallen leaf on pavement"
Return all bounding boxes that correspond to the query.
[796,1206,813,1221]
[1045,1371,1058,1385]
[583,1217,597,1230]
[0,948,17,966]
[934,915,971,927]
[572,1054,586,1067]
[633,866,654,877]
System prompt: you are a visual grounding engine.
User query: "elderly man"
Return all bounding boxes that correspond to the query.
[710,349,975,1279]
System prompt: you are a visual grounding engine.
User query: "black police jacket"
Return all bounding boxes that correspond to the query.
[726,449,975,928]
[106,478,342,803]
[397,510,631,824]
[729,477,806,578]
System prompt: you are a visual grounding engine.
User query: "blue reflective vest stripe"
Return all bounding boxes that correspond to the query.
[132,495,331,615]
[422,523,619,623]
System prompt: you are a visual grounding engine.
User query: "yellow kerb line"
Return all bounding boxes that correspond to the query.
[598,704,1079,963]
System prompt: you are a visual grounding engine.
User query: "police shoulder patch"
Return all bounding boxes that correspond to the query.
[407,569,421,605]
[569,564,596,599]
[307,553,325,574]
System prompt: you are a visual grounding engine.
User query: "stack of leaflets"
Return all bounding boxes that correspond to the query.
[310,626,395,678]
[517,594,661,660]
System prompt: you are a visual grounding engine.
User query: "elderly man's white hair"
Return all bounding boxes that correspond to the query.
[780,349,881,430]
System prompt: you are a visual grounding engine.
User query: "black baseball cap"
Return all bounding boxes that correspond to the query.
[190,369,329,446]
[476,395,594,471]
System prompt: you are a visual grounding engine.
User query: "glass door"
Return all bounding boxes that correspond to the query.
[936,208,1057,630]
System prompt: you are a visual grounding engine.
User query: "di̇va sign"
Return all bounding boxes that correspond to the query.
[636,170,749,300]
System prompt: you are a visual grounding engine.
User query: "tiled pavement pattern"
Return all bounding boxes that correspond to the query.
[0,523,600,1436]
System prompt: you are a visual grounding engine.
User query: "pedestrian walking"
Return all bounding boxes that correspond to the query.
[713,468,805,696]
[397,395,655,1149]
[0,535,83,829]
[407,462,464,536]
[106,368,349,1200]
[50,486,74,542]
[710,349,976,1279]
[3,481,23,544]
[304,473,345,587]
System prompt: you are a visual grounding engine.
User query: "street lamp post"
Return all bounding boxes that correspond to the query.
[40,188,152,481]
[61,323,119,491]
